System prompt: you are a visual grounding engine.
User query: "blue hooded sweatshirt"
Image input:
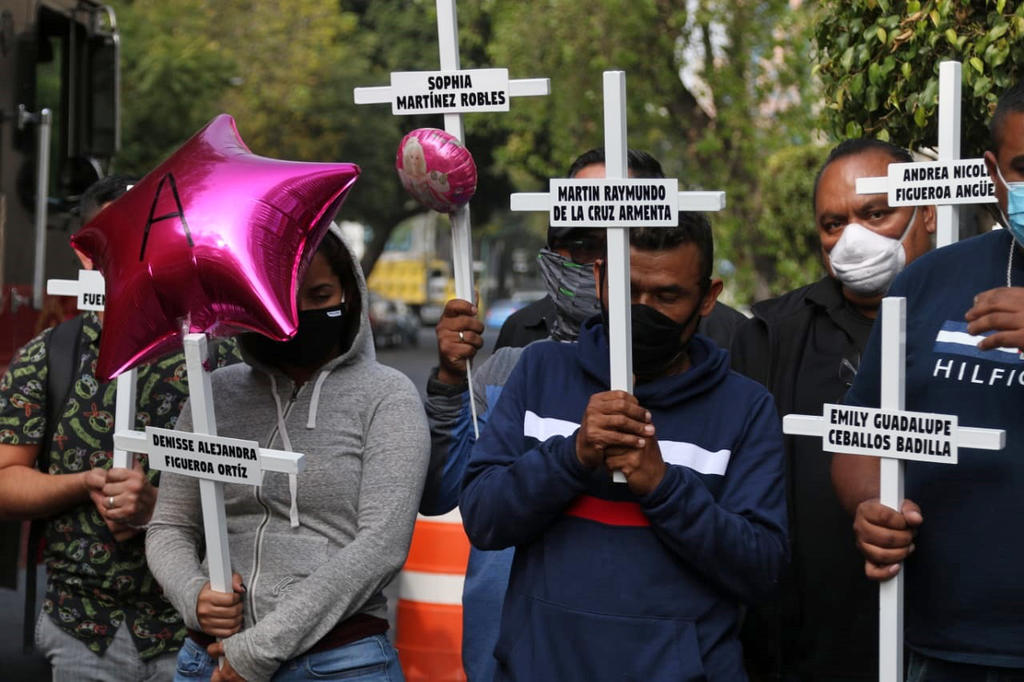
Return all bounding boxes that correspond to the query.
[461,317,788,681]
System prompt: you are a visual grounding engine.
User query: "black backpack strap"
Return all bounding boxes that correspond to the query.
[21,315,84,653]
[44,316,85,450]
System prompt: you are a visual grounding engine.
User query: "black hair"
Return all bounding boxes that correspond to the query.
[990,78,1024,153]
[79,174,135,222]
[812,138,913,208]
[315,226,362,353]
[316,228,352,290]
[550,149,665,248]
[566,148,665,180]
[629,212,714,283]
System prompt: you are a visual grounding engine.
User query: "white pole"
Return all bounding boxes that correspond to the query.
[604,72,631,484]
[183,333,232,595]
[936,61,962,248]
[878,297,906,682]
[111,369,137,470]
[435,0,471,301]
[435,0,478,435]
[32,109,52,310]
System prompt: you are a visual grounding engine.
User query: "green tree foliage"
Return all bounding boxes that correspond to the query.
[109,0,826,301]
[754,144,825,292]
[347,0,518,271]
[115,0,237,173]
[487,0,823,300]
[816,0,1024,156]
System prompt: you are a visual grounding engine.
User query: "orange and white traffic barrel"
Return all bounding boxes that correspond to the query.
[396,508,470,682]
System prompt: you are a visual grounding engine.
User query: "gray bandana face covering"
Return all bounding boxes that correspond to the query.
[537,247,602,341]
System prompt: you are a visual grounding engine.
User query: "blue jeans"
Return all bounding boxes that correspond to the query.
[175,633,404,681]
[907,649,1024,682]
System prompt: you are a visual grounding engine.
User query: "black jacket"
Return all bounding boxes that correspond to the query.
[731,276,877,682]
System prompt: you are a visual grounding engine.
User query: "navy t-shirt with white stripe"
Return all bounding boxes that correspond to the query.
[845,228,1024,667]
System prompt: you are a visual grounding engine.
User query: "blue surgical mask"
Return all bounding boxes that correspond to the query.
[994,164,1024,245]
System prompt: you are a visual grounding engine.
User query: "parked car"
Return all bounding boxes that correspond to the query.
[369,292,420,349]
[484,291,546,329]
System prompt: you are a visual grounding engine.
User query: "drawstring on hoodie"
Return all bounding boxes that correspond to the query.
[269,374,301,528]
[306,369,330,429]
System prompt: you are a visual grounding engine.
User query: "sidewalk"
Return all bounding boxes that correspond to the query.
[0,563,52,680]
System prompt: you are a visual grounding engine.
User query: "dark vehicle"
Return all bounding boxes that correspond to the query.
[0,0,120,371]
[369,291,420,349]
[0,8,118,669]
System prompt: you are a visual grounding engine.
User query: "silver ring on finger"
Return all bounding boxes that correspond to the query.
[458,330,466,342]
[106,495,116,510]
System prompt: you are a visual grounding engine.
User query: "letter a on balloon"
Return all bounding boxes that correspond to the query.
[139,173,193,261]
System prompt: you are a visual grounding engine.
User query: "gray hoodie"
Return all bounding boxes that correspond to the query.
[145,239,429,681]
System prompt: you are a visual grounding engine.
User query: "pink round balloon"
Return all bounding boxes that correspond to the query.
[71,114,360,381]
[395,128,477,213]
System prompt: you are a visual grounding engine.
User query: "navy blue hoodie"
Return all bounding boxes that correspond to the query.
[461,317,788,681]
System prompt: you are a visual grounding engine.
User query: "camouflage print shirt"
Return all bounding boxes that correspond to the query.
[0,312,239,660]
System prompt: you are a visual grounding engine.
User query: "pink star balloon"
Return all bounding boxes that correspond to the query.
[72,114,360,380]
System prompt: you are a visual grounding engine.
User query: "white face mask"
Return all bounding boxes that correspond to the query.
[828,207,917,296]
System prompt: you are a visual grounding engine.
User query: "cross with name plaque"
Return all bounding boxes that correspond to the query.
[857,61,997,248]
[47,269,141,470]
[782,296,1005,682]
[114,333,305,602]
[353,0,549,433]
[510,70,726,482]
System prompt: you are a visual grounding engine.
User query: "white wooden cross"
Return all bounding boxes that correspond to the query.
[353,0,549,434]
[857,61,996,248]
[510,71,725,482]
[47,269,106,311]
[114,334,305,598]
[782,297,1005,682]
[47,269,140,469]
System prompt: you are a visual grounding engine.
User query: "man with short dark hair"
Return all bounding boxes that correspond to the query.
[461,214,787,680]
[833,79,1024,679]
[424,148,668,681]
[494,149,747,352]
[0,176,238,680]
[731,138,937,681]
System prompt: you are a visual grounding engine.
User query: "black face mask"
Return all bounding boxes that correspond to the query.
[629,302,704,379]
[242,304,345,369]
[599,263,707,380]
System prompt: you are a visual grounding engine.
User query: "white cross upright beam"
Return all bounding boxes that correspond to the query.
[782,297,1004,682]
[511,70,725,482]
[878,296,907,682]
[111,370,137,470]
[855,61,994,249]
[936,61,962,248]
[439,0,472,309]
[603,73,632,403]
[184,333,230,593]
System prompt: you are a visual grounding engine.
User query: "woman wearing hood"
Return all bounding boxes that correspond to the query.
[146,226,430,682]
